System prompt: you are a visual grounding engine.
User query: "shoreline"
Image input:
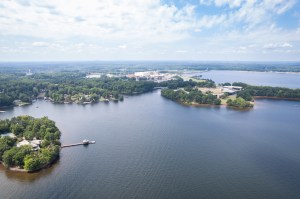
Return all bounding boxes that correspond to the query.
[254,96,300,101]
[172,96,299,109]
[186,69,300,75]
[177,100,253,110]
[0,155,59,173]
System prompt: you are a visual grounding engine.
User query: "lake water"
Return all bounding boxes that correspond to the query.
[1,73,300,199]
[191,70,300,88]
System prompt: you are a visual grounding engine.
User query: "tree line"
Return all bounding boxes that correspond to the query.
[161,89,221,105]
[0,73,216,107]
[231,82,300,100]
[159,78,216,89]
[0,73,157,107]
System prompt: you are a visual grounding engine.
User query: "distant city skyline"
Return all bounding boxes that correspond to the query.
[0,0,299,61]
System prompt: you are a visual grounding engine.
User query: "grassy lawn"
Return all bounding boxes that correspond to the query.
[189,77,206,83]
[221,95,236,105]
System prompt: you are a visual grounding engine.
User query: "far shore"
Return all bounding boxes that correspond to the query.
[254,96,300,101]
[189,69,300,75]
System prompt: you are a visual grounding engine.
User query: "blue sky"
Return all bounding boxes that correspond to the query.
[0,0,299,61]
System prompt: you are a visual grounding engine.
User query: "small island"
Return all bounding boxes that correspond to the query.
[0,116,61,172]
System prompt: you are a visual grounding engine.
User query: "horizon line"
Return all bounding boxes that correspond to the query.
[0,60,300,63]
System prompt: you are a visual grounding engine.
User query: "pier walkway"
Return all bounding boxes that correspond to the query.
[61,141,95,148]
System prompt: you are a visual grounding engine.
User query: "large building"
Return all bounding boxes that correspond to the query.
[127,71,175,82]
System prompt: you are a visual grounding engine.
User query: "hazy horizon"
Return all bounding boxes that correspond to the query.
[0,60,300,63]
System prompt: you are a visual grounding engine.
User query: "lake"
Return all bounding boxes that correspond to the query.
[188,70,300,88]
[1,72,300,199]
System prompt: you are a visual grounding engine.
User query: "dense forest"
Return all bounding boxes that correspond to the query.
[0,73,216,108]
[0,116,61,171]
[0,73,156,107]
[159,78,216,89]
[232,82,300,100]
[161,89,221,105]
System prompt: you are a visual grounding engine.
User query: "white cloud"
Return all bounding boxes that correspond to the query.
[0,0,299,61]
[198,0,296,28]
[281,42,293,48]
[118,45,127,49]
[214,0,243,8]
[197,14,226,29]
[175,50,187,53]
[32,42,48,47]
[0,0,197,44]
[263,0,296,14]
[263,42,293,49]
[200,0,244,8]
[199,0,214,6]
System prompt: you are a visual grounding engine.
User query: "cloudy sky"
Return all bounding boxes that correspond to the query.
[0,0,299,61]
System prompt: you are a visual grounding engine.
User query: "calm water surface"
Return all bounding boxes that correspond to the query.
[0,73,300,199]
[196,70,300,88]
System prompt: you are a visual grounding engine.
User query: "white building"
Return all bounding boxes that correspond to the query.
[132,71,175,82]
[223,86,243,91]
[17,139,42,150]
[86,73,102,78]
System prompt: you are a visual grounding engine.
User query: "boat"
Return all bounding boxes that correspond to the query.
[82,139,89,145]
[0,111,6,113]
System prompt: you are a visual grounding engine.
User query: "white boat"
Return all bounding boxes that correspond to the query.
[0,111,6,113]
[82,139,89,145]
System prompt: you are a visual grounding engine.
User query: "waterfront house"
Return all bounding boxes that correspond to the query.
[17,139,42,150]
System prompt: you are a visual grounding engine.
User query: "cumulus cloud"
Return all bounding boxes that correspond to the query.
[198,0,297,28]
[0,0,297,42]
[0,0,197,43]
[0,0,299,61]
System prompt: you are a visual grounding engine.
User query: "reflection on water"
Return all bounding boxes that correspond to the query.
[0,158,60,183]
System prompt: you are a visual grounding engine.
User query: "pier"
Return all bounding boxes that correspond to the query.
[61,140,96,148]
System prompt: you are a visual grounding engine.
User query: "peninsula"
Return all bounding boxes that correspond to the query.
[0,116,61,172]
[160,78,300,109]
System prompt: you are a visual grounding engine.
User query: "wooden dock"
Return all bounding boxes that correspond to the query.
[61,141,96,148]
[61,143,84,148]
